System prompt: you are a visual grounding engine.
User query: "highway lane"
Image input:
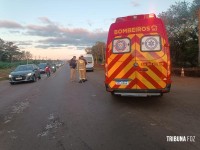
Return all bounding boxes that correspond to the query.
[0,65,200,150]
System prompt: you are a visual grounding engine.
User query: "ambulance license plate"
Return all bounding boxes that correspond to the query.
[115,81,129,85]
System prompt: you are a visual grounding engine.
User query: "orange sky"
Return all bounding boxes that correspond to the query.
[28,47,86,60]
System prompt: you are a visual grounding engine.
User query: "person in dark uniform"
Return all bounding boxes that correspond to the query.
[69,56,77,82]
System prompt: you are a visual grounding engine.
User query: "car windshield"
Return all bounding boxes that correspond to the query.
[38,63,47,69]
[84,57,92,62]
[15,65,33,71]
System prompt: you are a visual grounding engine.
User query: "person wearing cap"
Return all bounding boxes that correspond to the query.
[77,55,87,83]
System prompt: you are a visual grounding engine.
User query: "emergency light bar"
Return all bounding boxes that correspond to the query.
[116,14,156,22]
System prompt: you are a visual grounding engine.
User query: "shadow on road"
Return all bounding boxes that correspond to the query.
[109,94,167,111]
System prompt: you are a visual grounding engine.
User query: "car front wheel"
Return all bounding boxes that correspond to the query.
[32,75,37,82]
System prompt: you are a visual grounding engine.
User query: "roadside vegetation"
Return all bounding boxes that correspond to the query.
[158,0,199,67]
[0,68,12,81]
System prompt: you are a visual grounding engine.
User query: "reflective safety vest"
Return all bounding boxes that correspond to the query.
[78,59,86,70]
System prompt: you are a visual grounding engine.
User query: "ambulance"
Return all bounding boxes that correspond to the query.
[105,14,171,97]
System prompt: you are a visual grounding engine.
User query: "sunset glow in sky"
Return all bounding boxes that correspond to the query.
[0,0,193,59]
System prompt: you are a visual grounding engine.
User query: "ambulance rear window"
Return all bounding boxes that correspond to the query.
[112,38,131,54]
[141,35,161,52]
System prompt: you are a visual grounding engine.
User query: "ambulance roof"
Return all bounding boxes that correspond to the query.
[115,14,157,23]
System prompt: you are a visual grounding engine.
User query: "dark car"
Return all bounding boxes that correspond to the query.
[9,64,41,85]
[38,63,48,74]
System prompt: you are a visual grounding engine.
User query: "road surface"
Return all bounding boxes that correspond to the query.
[0,65,200,150]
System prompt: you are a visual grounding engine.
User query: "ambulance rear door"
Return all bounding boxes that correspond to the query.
[134,23,168,90]
[107,34,136,90]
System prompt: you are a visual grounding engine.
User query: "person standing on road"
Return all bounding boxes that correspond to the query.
[77,56,86,83]
[82,56,88,81]
[45,64,51,77]
[69,56,77,82]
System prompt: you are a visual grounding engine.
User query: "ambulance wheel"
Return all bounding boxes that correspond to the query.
[160,93,163,97]
[111,91,116,96]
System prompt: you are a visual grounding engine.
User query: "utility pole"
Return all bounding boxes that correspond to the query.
[198,8,200,66]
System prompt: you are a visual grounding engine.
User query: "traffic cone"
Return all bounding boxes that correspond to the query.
[181,67,185,77]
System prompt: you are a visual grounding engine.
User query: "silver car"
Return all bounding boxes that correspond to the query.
[9,64,41,85]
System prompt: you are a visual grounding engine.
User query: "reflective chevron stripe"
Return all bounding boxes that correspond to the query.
[106,33,169,90]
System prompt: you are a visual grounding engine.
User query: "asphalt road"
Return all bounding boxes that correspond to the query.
[0,64,200,150]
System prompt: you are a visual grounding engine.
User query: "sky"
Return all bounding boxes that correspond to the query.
[0,0,194,60]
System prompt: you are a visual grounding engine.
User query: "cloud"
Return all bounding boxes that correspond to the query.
[26,24,61,37]
[0,17,108,49]
[38,17,53,24]
[131,0,140,7]
[16,41,33,46]
[35,44,66,49]
[37,29,107,47]
[0,20,24,29]
[25,18,108,46]
[86,20,93,27]
[67,46,77,50]
[9,30,21,34]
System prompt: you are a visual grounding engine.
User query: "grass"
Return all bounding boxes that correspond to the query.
[0,61,22,81]
[0,61,28,69]
[0,68,13,81]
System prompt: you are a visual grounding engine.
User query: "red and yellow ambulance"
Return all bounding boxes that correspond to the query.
[105,14,171,96]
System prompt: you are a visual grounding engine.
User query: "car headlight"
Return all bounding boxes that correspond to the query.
[27,73,32,76]
[9,74,12,78]
[52,66,55,68]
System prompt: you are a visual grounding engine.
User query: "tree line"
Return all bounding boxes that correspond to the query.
[88,0,199,67]
[0,38,32,63]
[158,0,199,67]
[85,41,106,64]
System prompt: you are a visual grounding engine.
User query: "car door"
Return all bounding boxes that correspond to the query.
[134,33,167,90]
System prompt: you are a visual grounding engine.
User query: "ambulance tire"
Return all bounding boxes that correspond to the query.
[111,91,117,97]
[160,93,163,97]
